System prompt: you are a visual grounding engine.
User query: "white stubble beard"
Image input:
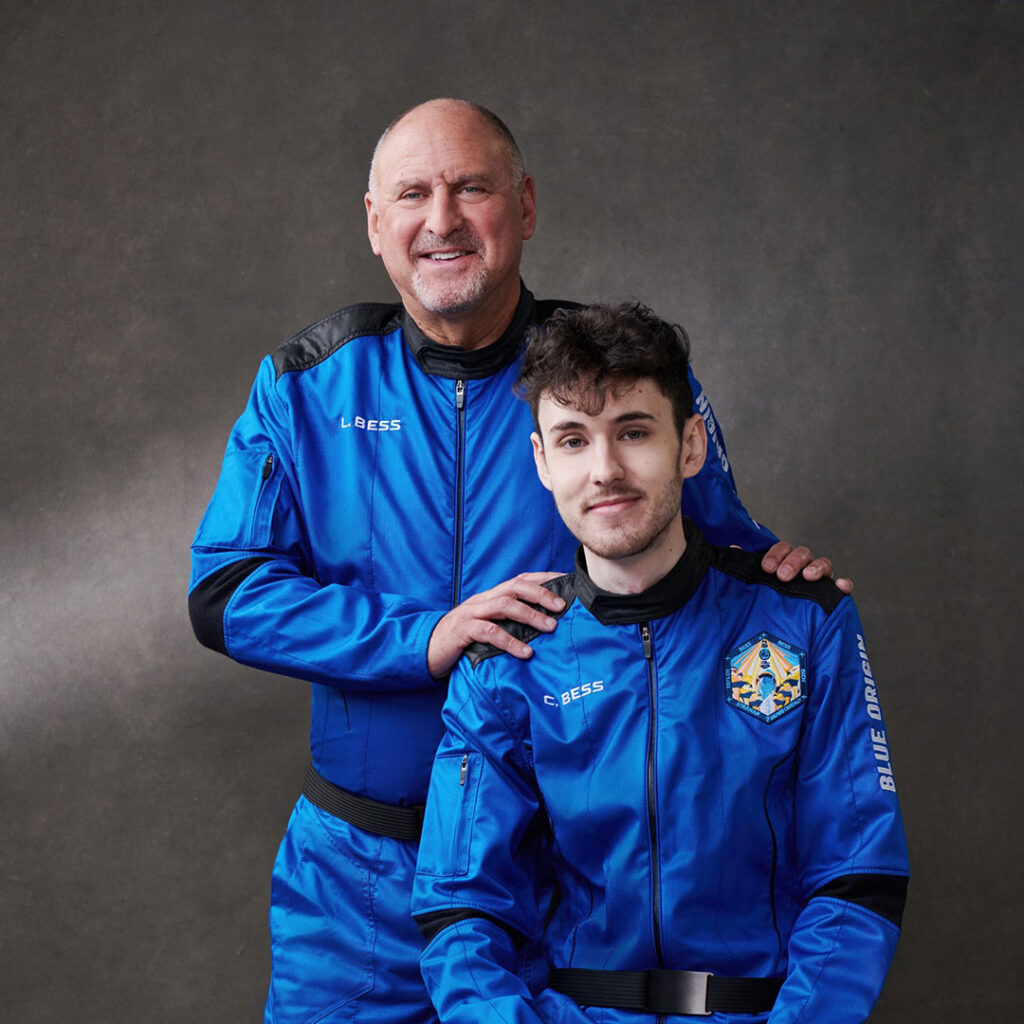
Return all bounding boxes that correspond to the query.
[409,230,489,315]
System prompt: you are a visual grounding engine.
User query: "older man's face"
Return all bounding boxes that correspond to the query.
[366,102,536,346]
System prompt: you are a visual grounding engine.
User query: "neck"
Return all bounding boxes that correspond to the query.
[584,515,687,595]
[407,281,522,351]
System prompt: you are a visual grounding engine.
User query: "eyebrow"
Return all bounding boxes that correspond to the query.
[392,173,498,193]
[547,411,658,432]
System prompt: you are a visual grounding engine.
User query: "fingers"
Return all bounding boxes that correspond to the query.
[798,556,832,582]
[761,542,855,594]
[469,576,566,639]
[500,572,568,615]
[427,573,568,679]
[762,540,808,580]
[760,540,792,575]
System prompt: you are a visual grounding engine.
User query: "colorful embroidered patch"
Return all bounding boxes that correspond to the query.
[725,632,807,723]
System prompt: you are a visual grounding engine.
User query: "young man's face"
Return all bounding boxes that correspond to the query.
[531,377,706,579]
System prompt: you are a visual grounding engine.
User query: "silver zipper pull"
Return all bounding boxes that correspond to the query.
[459,753,468,786]
[641,624,652,660]
[456,379,465,410]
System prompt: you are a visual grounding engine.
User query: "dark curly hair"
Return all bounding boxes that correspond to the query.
[516,302,694,436]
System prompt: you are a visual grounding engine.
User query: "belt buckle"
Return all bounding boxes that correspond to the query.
[647,969,713,1016]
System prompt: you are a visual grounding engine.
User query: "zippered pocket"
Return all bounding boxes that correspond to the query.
[418,751,482,878]
[248,452,280,547]
[193,447,284,551]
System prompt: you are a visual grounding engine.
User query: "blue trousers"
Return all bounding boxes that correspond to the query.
[264,796,438,1024]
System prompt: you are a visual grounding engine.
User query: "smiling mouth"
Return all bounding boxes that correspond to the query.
[587,493,642,515]
[423,251,471,261]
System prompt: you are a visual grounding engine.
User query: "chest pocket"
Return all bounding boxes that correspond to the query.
[417,751,482,878]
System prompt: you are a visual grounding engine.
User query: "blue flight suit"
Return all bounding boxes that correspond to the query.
[189,288,775,1024]
[414,525,908,1024]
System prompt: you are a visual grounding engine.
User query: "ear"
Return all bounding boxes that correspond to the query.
[531,431,552,492]
[679,414,707,480]
[365,191,381,255]
[520,174,537,241]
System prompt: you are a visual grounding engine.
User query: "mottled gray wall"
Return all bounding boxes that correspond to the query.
[3,1,1021,1020]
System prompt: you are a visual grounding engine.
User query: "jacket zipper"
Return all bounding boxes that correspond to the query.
[642,622,666,983]
[452,380,466,607]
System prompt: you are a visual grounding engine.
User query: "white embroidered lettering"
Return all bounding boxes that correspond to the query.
[553,681,605,708]
[859,635,896,792]
[340,415,404,433]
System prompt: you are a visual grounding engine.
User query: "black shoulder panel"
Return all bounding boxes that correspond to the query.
[414,908,526,947]
[189,557,270,654]
[465,574,577,668]
[711,546,844,615]
[533,298,583,322]
[811,873,908,928]
[272,303,403,378]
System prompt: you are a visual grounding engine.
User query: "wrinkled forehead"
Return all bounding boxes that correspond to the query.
[373,106,512,191]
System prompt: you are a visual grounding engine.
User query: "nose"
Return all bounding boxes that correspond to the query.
[424,189,463,238]
[590,439,625,486]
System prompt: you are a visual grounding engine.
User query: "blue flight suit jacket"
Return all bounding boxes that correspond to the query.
[413,525,908,1023]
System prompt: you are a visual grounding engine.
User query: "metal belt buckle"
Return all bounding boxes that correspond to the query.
[647,969,713,1016]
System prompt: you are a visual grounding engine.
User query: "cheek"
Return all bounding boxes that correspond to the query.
[547,461,586,501]
[644,445,684,478]
[378,213,417,251]
[478,208,522,251]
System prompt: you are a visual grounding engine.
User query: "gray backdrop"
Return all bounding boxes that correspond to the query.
[3,1,1021,1020]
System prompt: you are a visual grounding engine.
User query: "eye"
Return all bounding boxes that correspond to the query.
[559,436,586,451]
[399,189,426,202]
[621,428,649,441]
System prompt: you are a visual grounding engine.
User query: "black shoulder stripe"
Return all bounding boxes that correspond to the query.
[533,298,583,323]
[465,574,577,668]
[189,557,270,654]
[272,303,403,377]
[811,873,908,927]
[711,545,844,615]
[414,908,526,947]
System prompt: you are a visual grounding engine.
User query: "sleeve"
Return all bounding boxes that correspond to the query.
[769,598,910,1024]
[412,662,590,1024]
[683,365,778,550]
[187,356,445,691]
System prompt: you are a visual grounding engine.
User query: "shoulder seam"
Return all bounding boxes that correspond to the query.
[272,303,403,378]
[711,546,844,614]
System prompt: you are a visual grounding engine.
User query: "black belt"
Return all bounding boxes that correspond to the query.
[302,764,424,842]
[549,966,782,1016]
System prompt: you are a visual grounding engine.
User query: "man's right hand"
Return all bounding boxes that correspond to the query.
[427,572,566,679]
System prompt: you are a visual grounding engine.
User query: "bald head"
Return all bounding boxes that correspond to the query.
[367,98,525,198]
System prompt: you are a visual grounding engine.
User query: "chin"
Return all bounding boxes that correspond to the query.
[413,273,488,316]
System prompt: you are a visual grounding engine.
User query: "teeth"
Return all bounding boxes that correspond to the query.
[428,252,466,260]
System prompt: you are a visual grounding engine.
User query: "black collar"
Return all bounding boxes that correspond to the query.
[402,283,537,379]
[572,518,713,626]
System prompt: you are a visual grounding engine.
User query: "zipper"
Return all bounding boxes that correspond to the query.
[452,379,467,607]
[248,453,276,545]
[459,753,468,786]
[641,622,666,983]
